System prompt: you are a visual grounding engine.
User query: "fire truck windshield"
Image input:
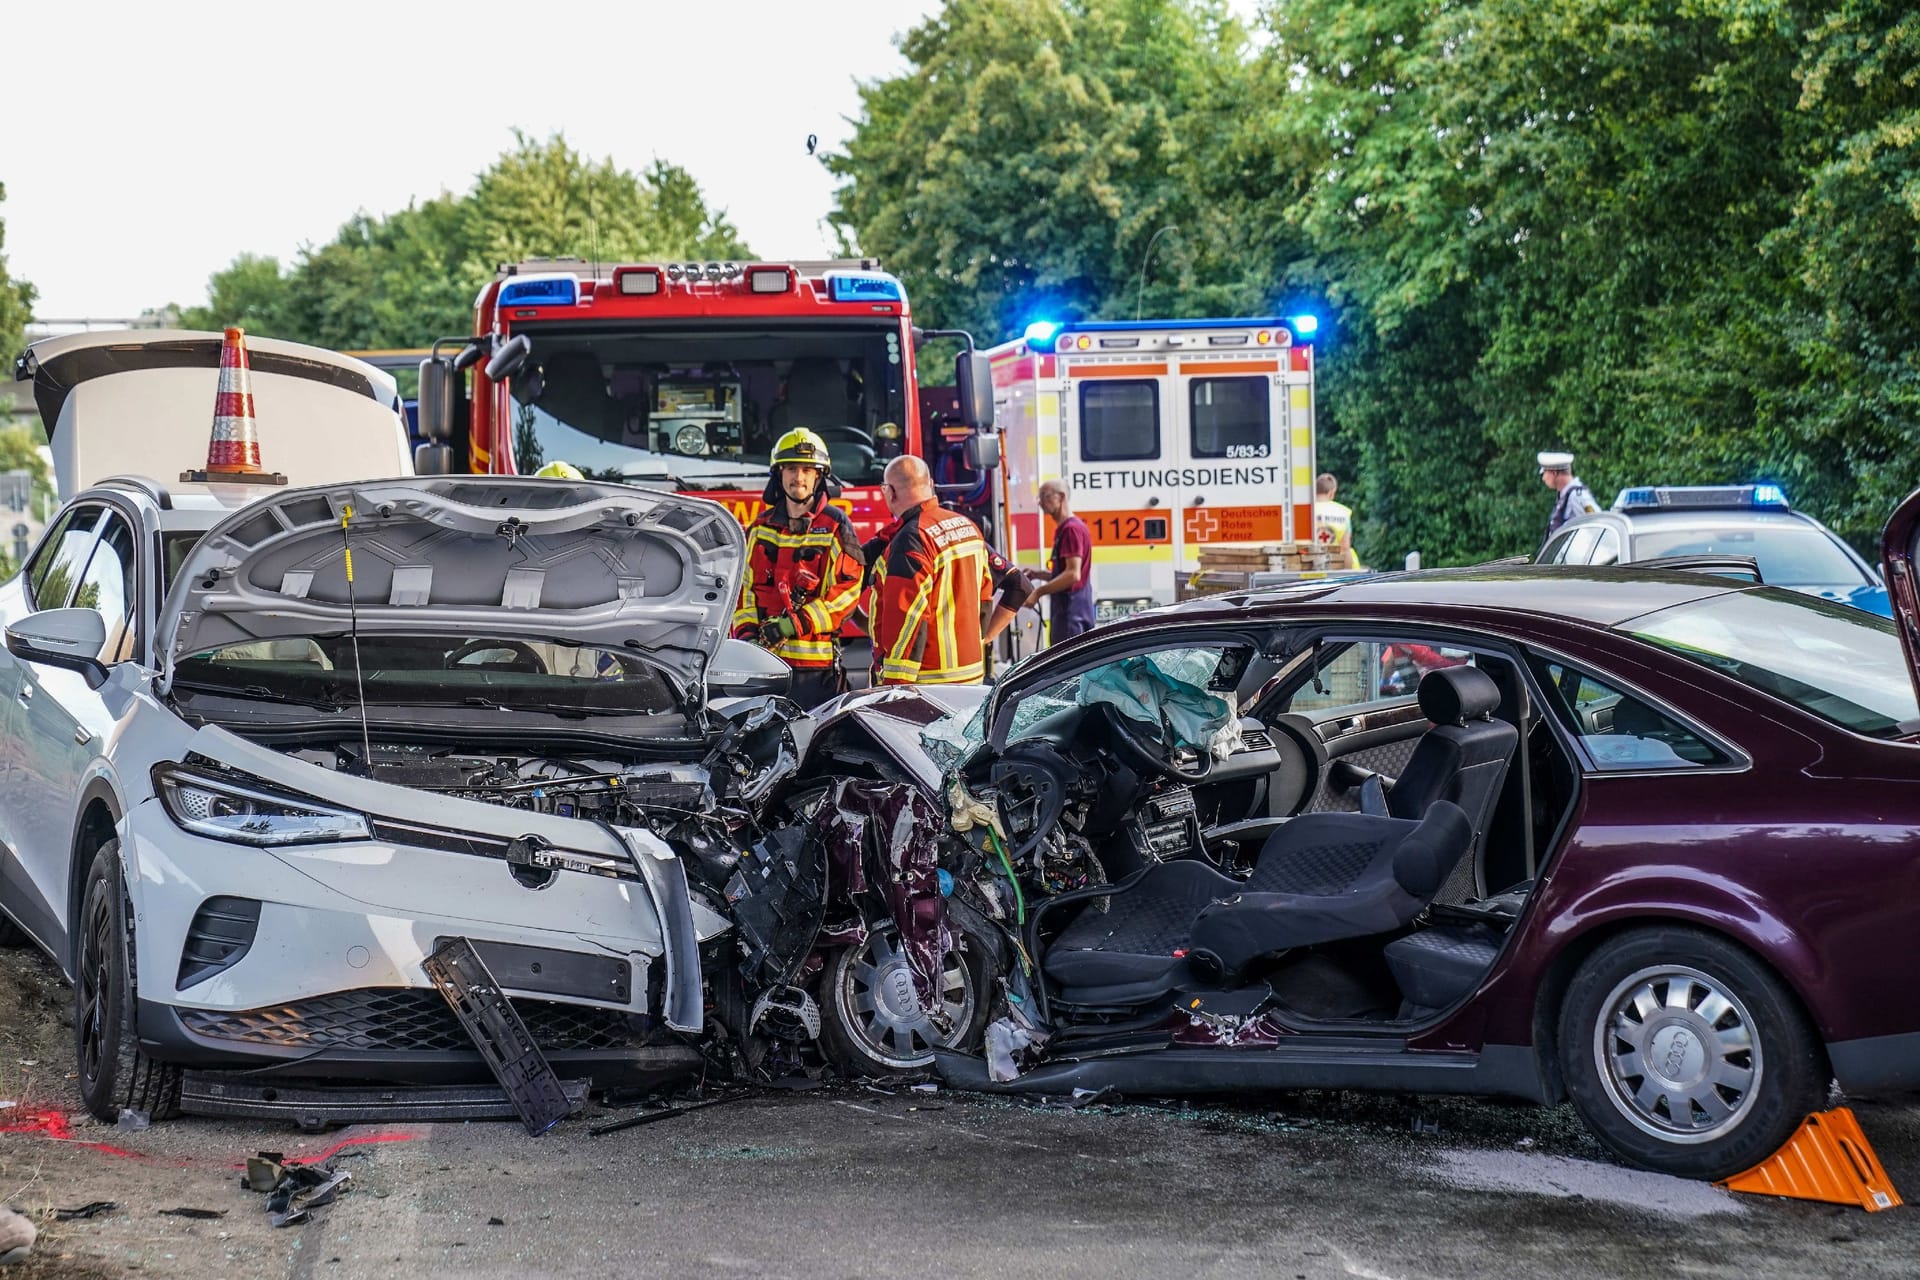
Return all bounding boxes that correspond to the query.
[504,323,909,490]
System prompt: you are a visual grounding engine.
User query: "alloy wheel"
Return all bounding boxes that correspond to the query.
[1592,963,1762,1144]
[75,889,113,1087]
[833,928,974,1070]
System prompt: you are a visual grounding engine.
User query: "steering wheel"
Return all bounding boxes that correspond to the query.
[444,639,546,673]
[1093,702,1214,782]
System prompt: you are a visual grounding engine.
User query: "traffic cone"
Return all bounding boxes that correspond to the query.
[181,327,285,486]
[1716,1107,1902,1212]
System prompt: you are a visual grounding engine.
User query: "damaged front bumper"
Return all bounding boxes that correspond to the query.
[122,741,728,1089]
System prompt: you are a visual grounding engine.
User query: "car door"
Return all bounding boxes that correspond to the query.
[7,504,136,953]
[1882,487,1920,699]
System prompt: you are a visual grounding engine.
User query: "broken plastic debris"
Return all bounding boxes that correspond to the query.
[158,1207,225,1220]
[985,1017,1034,1082]
[115,1108,151,1132]
[1410,1115,1441,1136]
[911,1082,939,1093]
[52,1202,116,1221]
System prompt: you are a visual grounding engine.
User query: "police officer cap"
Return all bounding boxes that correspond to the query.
[1537,451,1574,470]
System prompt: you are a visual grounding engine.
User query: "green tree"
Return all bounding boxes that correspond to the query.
[0,422,56,580]
[177,134,749,351]
[826,0,1262,339]
[0,182,38,368]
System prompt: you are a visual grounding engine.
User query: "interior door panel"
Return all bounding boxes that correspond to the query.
[1301,702,1429,812]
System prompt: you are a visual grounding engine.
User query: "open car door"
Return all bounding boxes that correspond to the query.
[1882,487,1920,701]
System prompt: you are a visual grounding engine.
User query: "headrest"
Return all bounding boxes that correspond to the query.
[1418,665,1500,725]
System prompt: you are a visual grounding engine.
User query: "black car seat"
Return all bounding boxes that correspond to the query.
[767,358,857,435]
[1362,667,1518,870]
[1040,801,1473,1006]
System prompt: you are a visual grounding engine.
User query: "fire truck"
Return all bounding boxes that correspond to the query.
[412,259,995,541]
[980,316,1319,632]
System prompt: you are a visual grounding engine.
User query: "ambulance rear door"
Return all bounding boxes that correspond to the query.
[1057,341,1179,616]
[1171,336,1303,569]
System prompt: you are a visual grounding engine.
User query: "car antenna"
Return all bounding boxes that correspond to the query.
[339,504,375,775]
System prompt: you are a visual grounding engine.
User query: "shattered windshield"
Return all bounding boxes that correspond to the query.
[922,647,1245,769]
[173,634,682,716]
[507,322,910,489]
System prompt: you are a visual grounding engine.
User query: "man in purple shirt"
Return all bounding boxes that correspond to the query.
[1025,480,1097,645]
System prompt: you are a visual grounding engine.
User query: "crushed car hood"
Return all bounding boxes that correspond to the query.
[158,476,744,695]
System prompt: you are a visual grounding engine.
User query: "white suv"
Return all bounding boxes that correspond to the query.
[0,472,799,1120]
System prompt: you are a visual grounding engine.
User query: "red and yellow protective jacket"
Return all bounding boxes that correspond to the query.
[731,503,864,669]
[872,500,994,685]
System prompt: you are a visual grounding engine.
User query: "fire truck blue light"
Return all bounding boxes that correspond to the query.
[1288,313,1320,336]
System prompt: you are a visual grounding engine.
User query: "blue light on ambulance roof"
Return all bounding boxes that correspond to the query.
[1752,483,1788,508]
[1288,313,1320,336]
[1023,320,1062,351]
[499,275,579,307]
[827,272,903,303]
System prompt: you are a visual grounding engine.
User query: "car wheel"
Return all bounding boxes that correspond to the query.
[821,923,993,1077]
[1558,926,1824,1180]
[74,842,181,1124]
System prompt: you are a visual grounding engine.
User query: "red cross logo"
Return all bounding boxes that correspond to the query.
[1185,508,1220,542]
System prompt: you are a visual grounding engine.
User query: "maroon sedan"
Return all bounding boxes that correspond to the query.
[788,492,1920,1179]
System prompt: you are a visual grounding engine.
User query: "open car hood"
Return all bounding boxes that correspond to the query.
[157,476,744,696]
[15,329,413,500]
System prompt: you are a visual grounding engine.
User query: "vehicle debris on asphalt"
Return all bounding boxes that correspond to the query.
[242,1153,354,1228]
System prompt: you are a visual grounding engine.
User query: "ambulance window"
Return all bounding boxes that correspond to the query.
[1190,378,1269,459]
[1079,382,1159,461]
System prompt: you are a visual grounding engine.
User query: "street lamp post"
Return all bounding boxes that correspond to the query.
[1135,225,1180,321]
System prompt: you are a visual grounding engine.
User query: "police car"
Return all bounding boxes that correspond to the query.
[1537,484,1890,616]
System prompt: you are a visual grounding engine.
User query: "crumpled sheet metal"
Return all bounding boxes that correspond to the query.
[816,779,955,1000]
[1079,648,1242,759]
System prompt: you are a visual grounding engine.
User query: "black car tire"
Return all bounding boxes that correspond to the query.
[1558,925,1824,1180]
[74,842,181,1124]
[821,921,995,1078]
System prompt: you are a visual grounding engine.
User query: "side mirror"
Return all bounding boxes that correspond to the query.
[417,356,456,443]
[6,608,109,689]
[707,637,794,700]
[965,432,1001,471]
[955,350,995,431]
[413,443,452,475]
[484,334,533,383]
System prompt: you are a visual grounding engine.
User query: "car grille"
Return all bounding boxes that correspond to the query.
[179,988,636,1053]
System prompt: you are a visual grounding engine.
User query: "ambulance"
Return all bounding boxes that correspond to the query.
[981,317,1318,631]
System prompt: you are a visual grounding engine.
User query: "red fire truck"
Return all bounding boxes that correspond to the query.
[413,258,994,540]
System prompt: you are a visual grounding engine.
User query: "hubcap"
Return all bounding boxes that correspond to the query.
[836,928,973,1070]
[1593,964,1761,1144]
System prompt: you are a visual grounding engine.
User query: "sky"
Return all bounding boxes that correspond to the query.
[4,0,940,320]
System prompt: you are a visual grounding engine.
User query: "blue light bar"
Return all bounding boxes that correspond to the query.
[826,272,903,303]
[1612,484,1792,513]
[1023,320,1062,352]
[1288,313,1320,336]
[499,275,579,307]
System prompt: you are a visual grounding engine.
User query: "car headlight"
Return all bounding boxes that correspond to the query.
[154,767,370,847]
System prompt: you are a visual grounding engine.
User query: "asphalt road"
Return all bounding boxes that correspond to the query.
[4,947,1918,1279]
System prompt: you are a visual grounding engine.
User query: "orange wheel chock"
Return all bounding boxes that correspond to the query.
[1716,1107,1902,1212]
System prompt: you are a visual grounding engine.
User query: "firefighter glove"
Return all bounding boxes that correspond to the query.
[760,614,800,644]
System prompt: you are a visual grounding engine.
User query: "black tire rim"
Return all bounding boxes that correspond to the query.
[76,885,113,1088]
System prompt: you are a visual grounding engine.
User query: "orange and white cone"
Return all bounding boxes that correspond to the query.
[204,327,263,474]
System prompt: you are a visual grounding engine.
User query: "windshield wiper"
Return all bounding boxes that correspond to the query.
[171,678,345,711]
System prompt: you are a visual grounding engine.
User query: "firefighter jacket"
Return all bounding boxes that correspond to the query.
[872,500,995,685]
[731,503,864,669]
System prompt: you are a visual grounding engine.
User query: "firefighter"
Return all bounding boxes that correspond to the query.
[534,460,584,480]
[731,428,865,709]
[871,455,998,685]
[861,516,1029,648]
[1539,450,1599,541]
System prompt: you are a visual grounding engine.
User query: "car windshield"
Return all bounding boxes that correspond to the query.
[173,634,681,716]
[1626,590,1918,737]
[1631,522,1868,587]
[506,322,910,489]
